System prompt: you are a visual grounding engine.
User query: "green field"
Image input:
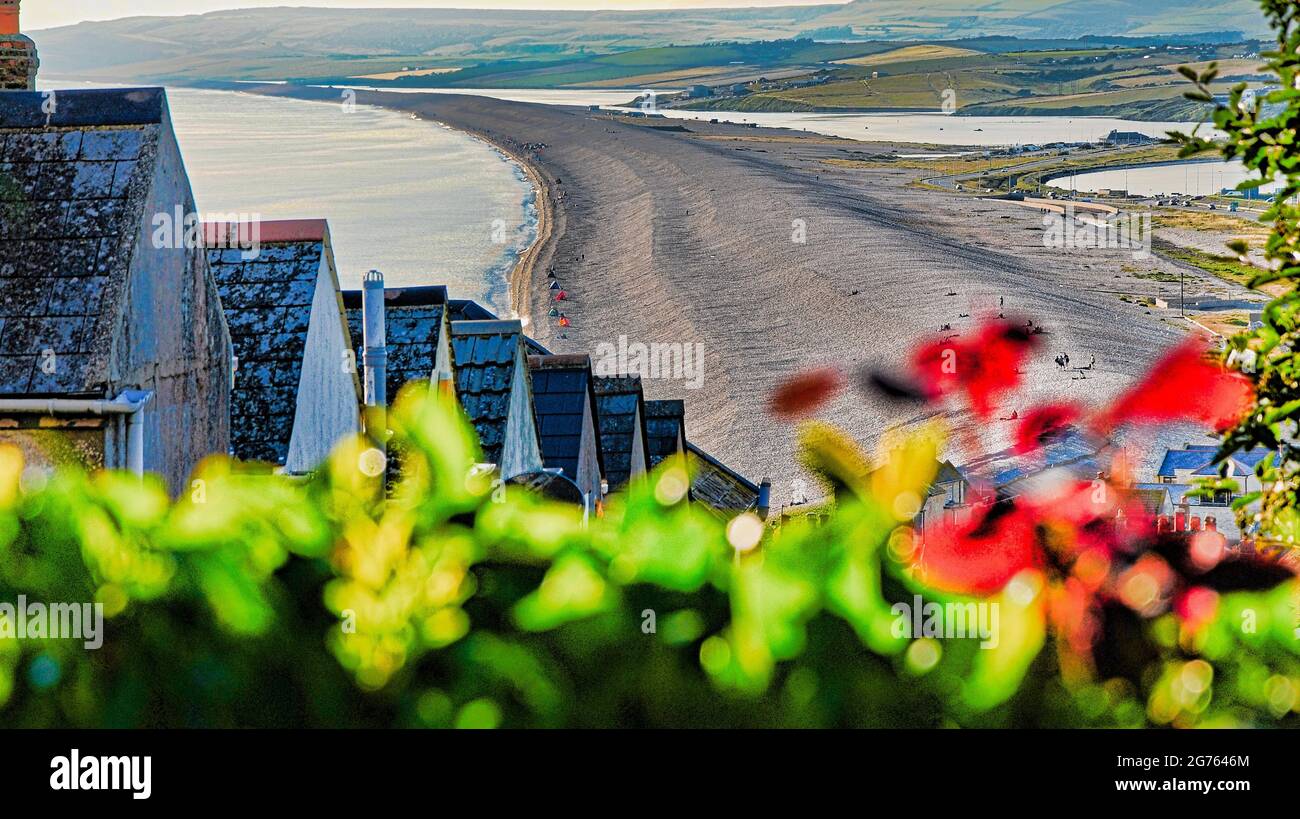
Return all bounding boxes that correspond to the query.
[653,40,1256,120]
[38,1,1267,124]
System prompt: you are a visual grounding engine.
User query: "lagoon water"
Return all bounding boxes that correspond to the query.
[42,81,535,313]
[1048,160,1279,198]
[343,85,1192,146]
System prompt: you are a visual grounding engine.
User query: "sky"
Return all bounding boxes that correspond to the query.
[26,0,845,31]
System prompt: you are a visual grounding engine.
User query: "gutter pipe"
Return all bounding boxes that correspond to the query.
[0,390,154,475]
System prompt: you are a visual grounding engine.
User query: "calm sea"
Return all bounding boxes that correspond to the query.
[42,81,536,313]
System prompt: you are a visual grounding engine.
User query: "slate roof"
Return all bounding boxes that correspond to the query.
[205,219,333,464]
[687,441,760,519]
[528,354,603,481]
[1131,487,1170,516]
[0,88,165,396]
[1135,481,1197,504]
[343,285,450,404]
[1157,446,1216,477]
[1233,449,1273,471]
[451,320,529,466]
[592,374,649,489]
[447,297,552,355]
[934,460,964,485]
[644,399,686,468]
[448,298,497,322]
[1157,445,1272,478]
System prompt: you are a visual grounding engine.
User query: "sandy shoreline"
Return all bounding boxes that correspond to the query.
[235,84,1257,502]
[474,133,554,328]
[402,105,557,325]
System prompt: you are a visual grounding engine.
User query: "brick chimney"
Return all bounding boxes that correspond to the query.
[0,0,17,35]
[0,0,38,91]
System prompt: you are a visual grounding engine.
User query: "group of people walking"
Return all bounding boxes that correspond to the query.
[1055,353,1096,371]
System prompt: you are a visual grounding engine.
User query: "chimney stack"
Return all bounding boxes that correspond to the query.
[362,269,388,409]
[0,0,18,35]
[0,0,38,91]
[361,269,388,463]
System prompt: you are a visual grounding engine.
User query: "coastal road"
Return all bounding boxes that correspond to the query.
[250,86,1198,501]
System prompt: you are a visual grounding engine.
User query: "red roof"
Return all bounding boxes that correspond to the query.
[202,219,328,246]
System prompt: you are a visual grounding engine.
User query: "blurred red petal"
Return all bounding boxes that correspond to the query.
[769,367,844,419]
[1175,586,1220,632]
[1026,478,1120,527]
[909,319,1038,418]
[1013,403,1084,454]
[915,500,1040,595]
[1097,340,1253,432]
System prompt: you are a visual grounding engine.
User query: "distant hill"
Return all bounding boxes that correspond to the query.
[33,1,1269,84]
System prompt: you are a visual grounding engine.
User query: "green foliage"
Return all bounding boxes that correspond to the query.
[1,384,1297,727]
[1174,1,1300,542]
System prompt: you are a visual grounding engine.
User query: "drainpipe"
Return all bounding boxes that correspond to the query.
[0,390,154,476]
[361,269,388,457]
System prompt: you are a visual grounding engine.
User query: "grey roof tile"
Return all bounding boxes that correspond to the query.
[593,374,648,489]
[0,95,158,396]
[0,355,33,393]
[645,399,685,467]
[79,130,144,161]
[209,238,326,464]
[29,354,90,393]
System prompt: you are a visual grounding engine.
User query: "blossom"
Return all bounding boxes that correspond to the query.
[909,319,1038,418]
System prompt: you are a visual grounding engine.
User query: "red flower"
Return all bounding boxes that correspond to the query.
[1094,340,1253,433]
[910,319,1038,418]
[915,498,1040,595]
[1013,403,1084,454]
[769,367,844,419]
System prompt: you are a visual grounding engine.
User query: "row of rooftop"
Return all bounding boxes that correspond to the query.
[0,76,766,519]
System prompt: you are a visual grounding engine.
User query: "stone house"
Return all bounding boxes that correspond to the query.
[0,87,231,493]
